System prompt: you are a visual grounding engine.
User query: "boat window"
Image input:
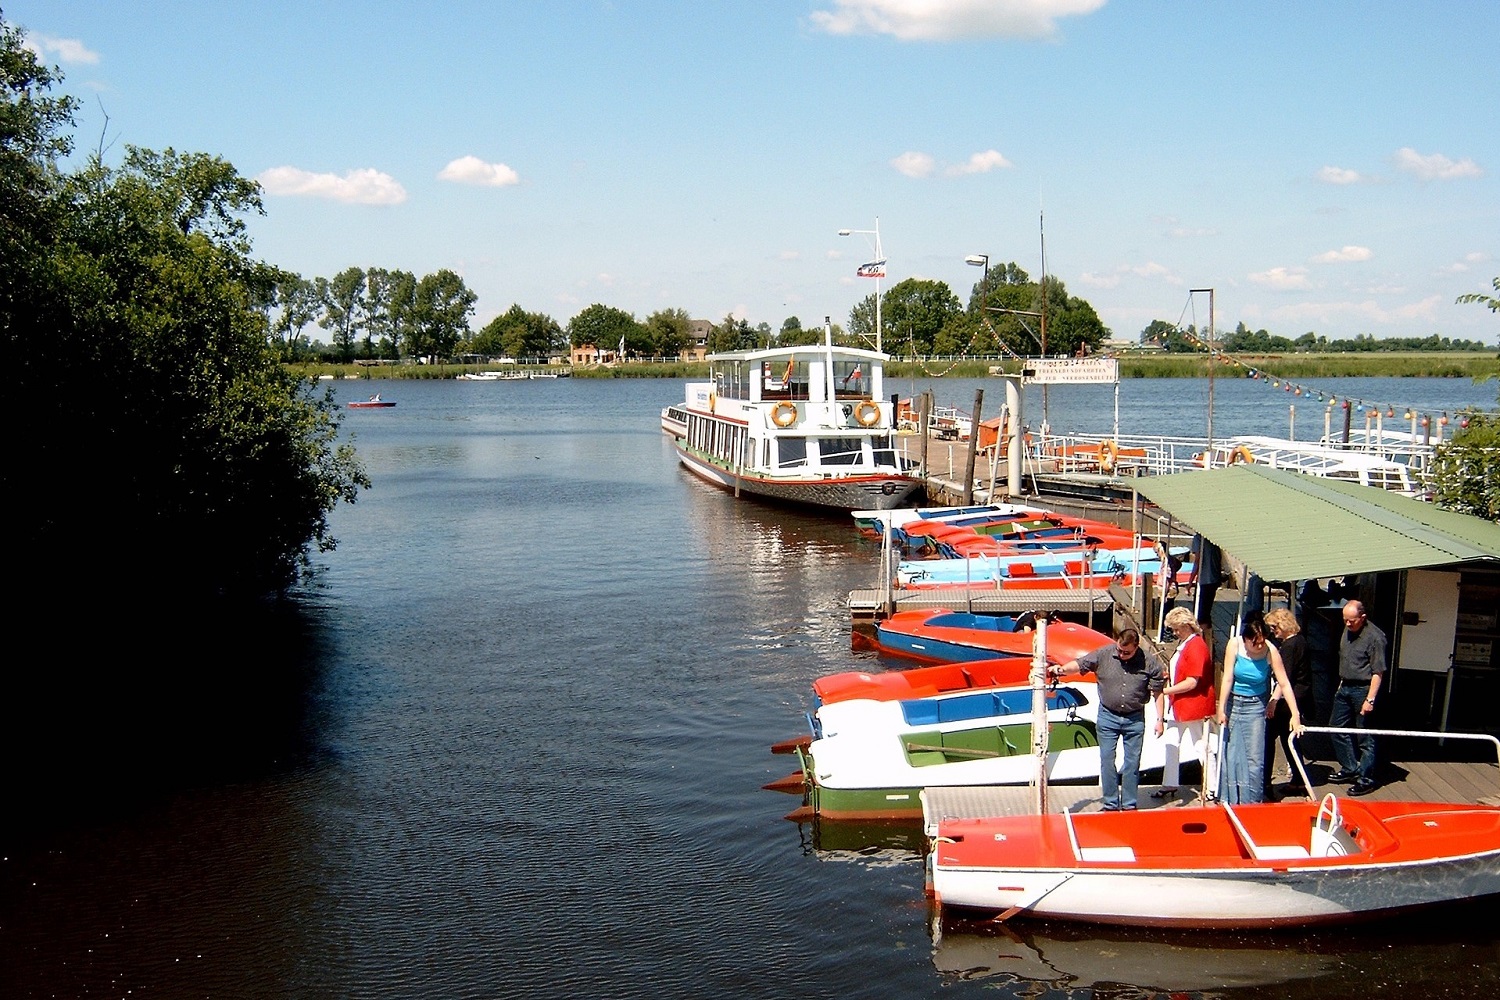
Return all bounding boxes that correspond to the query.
[763,359,805,399]
[817,437,866,467]
[831,361,867,399]
[777,436,808,469]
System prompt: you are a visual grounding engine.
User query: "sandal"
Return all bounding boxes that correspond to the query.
[1151,787,1179,799]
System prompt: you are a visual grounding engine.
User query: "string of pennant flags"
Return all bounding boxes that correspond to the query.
[1174,327,1477,432]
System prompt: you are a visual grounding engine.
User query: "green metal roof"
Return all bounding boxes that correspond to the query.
[1133,464,1500,583]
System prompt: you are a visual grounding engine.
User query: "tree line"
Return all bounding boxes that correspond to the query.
[1140,320,1493,355]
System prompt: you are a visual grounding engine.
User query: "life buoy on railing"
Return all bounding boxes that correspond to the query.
[853,400,881,427]
[1228,445,1256,465]
[1097,439,1120,475]
[771,401,798,428]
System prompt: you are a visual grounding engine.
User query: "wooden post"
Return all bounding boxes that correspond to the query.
[962,388,984,504]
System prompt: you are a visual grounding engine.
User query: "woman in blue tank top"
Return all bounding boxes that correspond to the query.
[1214,609,1303,804]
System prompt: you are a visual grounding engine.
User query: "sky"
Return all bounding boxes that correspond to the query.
[11,0,1499,345]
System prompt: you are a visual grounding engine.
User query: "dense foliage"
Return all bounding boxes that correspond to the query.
[2,16,368,597]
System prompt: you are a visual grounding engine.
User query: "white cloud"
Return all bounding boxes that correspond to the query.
[1393,147,1482,181]
[23,33,100,65]
[779,250,801,261]
[1310,245,1372,264]
[1080,261,1181,289]
[890,150,936,178]
[438,155,520,187]
[809,0,1107,41]
[1316,165,1364,185]
[945,149,1013,175]
[256,166,407,205]
[1269,295,1442,327]
[1248,266,1313,291]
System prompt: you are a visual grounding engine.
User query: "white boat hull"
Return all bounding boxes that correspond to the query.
[676,443,920,511]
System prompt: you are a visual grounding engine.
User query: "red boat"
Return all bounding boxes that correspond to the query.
[875,608,1114,664]
[348,394,395,408]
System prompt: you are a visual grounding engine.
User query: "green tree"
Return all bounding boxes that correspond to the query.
[3,22,368,596]
[319,266,365,361]
[705,312,754,353]
[1431,400,1500,520]
[473,304,562,360]
[406,269,475,361]
[644,307,691,359]
[361,266,397,359]
[271,271,321,359]
[568,303,641,357]
[879,278,961,356]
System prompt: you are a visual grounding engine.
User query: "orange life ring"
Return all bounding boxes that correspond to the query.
[1097,440,1120,474]
[1228,445,1255,465]
[771,401,798,428]
[853,400,881,427]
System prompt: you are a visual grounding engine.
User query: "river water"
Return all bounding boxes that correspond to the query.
[3,374,1497,999]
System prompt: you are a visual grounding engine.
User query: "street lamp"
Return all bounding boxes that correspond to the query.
[965,254,989,304]
[838,218,884,352]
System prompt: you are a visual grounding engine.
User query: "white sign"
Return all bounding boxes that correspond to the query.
[1022,357,1120,385]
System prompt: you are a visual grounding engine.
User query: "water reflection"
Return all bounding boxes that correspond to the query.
[933,899,1500,997]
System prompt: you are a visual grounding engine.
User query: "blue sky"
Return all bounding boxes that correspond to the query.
[12,1,1499,344]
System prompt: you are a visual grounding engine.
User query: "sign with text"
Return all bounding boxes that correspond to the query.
[1021,357,1120,385]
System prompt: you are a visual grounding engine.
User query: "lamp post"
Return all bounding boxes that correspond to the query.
[965,254,989,295]
[839,218,884,352]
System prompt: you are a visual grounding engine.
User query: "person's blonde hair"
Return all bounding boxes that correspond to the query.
[1163,606,1201,633]
[1265,607,1301,636]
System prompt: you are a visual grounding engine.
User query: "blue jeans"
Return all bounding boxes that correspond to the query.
[1097,705,1146,809]
[1330,683,1377,780]
[1219,692,1268,804]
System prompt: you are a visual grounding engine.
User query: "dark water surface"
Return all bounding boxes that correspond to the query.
[4,375,1497,999]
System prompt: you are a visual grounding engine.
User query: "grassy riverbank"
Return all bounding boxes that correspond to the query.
[293,352,1499,382]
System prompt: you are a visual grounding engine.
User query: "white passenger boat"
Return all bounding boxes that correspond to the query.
[665,324,922,511]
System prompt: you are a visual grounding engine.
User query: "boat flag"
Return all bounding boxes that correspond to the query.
[842,365,862,387]
[782,357,795,385]
[618,334,625,359]
[857,259,886,279]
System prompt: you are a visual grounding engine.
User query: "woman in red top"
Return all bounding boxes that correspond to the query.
[1154,605,1217,797]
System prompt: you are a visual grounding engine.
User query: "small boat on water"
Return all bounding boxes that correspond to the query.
[665,322,922,511]
[774,679,1186,821]
[876,609,1113,665]
[927,727,1500,929]
[928,793,1500,928]
[348,394,395,408]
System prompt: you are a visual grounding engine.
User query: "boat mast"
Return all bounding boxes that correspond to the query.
[1189,288,1215,451]
[824,316,837,405]
[1039,210,1049,430]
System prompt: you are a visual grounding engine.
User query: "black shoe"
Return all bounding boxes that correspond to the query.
[1349,778,1378,796]
[1327,769,1359,784]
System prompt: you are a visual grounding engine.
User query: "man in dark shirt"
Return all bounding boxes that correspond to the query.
[1052,628,1167,810]
[1328,599,1387,795]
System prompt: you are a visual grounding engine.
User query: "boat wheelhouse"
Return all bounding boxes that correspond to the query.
[667,328,922,511]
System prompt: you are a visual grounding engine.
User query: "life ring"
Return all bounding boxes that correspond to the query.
[853,400,880,427]
[771,402,798,428]
[1228,445,1255,465]
[1195,450,1212,468]
[1097,440,1120,474]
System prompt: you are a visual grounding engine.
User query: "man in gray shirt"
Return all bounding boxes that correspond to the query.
[1328,599,1387,795]
[1052,628,1167,810]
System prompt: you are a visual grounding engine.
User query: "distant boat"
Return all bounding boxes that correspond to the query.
[348,394,395,408]
[665,321,921,511]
